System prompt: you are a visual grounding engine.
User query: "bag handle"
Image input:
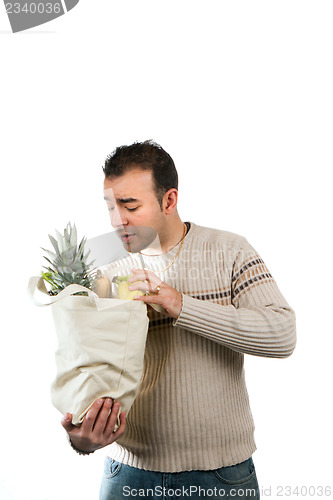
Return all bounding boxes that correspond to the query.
[27,276,99,307]
[27,276,164,313]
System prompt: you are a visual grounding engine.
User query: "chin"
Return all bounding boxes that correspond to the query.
[121,241,142,253]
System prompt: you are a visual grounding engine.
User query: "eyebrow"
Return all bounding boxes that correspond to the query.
[104,196,140,203]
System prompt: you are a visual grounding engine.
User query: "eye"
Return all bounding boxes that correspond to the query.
[126,207,138,212]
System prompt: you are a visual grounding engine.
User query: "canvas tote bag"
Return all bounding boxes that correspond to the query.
[28,276,149,426]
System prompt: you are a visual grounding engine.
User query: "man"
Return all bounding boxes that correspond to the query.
[62,140,296,499]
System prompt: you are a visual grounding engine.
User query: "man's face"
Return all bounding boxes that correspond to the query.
[104,168,166,253]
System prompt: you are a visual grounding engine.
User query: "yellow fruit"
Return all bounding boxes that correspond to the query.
[117,278,145,300]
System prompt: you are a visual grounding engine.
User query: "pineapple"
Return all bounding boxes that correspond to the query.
[41,222,96,296]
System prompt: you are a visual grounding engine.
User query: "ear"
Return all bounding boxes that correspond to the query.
[163,188,178,214]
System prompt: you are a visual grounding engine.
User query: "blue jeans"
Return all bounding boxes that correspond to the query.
[99,456,260,499]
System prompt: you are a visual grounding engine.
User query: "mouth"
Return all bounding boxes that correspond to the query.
[119,233,136,243]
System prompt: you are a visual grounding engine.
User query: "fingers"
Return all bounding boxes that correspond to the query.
[109,411,127,444]
[134,293,160,303]
[129,282,160,294]
[61,400,126,453]
[61,413,75,433]
[83,399,126,446]
[129,269,154,281]
[129,269,162,291]
[135,287,182,319]
[92,398,115,434]
[81,398,106,433]
[103,400,121,436]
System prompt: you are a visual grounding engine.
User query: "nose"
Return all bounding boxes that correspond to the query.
[110,205,128,229]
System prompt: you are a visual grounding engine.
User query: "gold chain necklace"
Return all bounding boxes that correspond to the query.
[138,223,187,273]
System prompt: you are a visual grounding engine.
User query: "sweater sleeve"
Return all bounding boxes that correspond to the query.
[173,238,296,358]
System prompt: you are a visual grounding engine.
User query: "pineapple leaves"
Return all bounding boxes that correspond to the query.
[69,223,77,247]
[40,222,96,295]
[48,235,61,256]
[55,229,65,253]
[41,248,58,262]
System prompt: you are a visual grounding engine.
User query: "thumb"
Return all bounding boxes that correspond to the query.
[61,413,75,433]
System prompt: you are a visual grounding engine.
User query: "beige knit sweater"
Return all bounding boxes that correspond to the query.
[103,222,296,472]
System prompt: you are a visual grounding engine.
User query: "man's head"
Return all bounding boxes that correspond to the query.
[103,140,178,210]
[103,140,182,253]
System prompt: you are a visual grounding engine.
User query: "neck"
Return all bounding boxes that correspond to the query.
[140,219,186,256]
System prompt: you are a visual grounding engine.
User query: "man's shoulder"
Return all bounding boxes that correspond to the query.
[190,222,247,248]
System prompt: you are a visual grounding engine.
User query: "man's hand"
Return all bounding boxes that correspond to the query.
[61,398,126,454]
[129,269,183,319]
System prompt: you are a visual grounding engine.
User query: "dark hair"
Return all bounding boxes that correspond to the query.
[102,140,178,209]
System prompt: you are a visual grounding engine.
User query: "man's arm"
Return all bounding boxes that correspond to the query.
[177,237,296,358]
[132,238,296,359]
[61,398,126,454]
[173,293,296,358]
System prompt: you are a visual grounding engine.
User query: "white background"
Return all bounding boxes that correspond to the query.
[0,1,332,499]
